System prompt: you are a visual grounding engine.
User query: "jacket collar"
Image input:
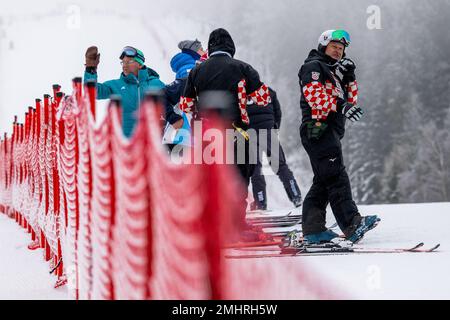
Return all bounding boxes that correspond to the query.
[121,67,151,84]
[209,51,232,58]
[305,49,339,68]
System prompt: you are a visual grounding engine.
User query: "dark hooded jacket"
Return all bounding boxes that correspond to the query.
[182,28,265,128]
[298,49,349,137]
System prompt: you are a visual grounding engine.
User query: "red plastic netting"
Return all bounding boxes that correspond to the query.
[0,79,335,300]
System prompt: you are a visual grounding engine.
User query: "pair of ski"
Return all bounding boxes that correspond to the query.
[225,213,339,250]
[222,227,335,250]
[225,242,441,259]
[266,222,339,238]
[247,211,302,229]
[246,209,338,231]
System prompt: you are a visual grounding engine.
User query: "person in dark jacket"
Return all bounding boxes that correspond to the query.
[248,88,302,210]
[180,28,271,129]
[298,29,380,244]
[180,28,271,240]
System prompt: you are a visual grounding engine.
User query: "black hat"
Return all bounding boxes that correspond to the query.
[208,28,236,57]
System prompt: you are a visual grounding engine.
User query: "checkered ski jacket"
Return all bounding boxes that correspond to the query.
[299,49,359,134]
[179,53,270,128]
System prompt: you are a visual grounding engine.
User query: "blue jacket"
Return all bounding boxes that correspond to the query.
[84,67,165,137]
[163,50,199,125]
[170,49,199,79]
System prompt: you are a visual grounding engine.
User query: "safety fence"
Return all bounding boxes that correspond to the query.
[0,78,336,300]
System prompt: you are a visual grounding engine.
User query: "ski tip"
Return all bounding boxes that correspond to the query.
[428,244,441,252]
[416,242,425,249]
[405,243,425,251]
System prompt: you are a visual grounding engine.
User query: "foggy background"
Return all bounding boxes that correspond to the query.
[1,0,449,205]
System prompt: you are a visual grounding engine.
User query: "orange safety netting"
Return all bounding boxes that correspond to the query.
[0,78,335,300]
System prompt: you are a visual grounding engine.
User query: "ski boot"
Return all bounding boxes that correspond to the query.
[304,229,340,245]
[294,230,352,253]
[346,215,381,244]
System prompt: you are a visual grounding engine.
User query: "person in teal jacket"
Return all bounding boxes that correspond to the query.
[84,46,165,137]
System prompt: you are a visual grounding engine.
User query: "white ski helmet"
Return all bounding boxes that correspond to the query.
[318,29,351,52]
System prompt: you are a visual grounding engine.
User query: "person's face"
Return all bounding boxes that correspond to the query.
[325,41,345,61]
[121,56,141,76]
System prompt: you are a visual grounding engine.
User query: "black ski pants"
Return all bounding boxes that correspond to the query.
[300,123,361,236]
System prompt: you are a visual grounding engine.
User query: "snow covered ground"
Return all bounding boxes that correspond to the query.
[0,213,67,300]
[1,202,449,300]
[303,202,450,299]
[239,201,450,300]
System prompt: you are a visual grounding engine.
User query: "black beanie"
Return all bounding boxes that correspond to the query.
[208,28,236,57]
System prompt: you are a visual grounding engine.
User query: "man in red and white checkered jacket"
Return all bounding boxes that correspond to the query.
[298,30,380,245]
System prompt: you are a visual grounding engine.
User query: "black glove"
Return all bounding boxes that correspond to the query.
[341,102,363,122]
[306,121,328,140]
[338,58,356,83]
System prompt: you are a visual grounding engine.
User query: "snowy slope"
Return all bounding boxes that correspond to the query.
[1,202,449,299]
[250,162,449,305]
[0,214,67,300]
[309,202,450,300]
[237,202,450,300]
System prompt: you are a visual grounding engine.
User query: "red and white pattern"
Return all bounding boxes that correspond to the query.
[180,80,270,126]
[303,77,360,121]
[347,81,359,105]
[303,81,339,120]
[237,80,271,125]
[179,96,195,113]
[248,83,271,107]
[237,79,250,125]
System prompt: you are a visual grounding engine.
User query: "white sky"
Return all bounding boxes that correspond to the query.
[0,0,218,135]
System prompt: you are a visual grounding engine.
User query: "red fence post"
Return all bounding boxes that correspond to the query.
[26,107,33,234]
[30,107,37,242]
[53,84,61,98]
[19,123,28,230]
[73,77,83,107]
[51,86,63,280]
[12,117,18,224]
[43,94,52,262]
[3,132,8,205]
[35,98,47,252]
[86,80,96,120]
